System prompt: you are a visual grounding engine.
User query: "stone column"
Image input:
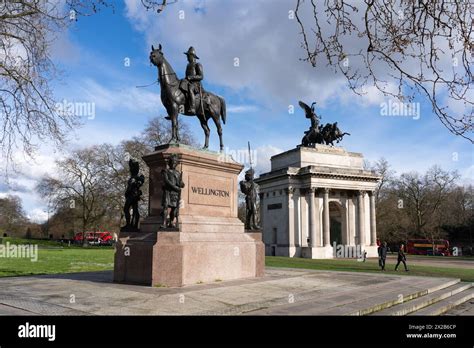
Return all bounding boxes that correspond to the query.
[294,188,301,247]
[308,187,316,247]
[347,195,354,244]
[258,191,265,243]
[299,188,308,247]
[323,188,330,246]
[369,191,376,246]
[357,190,365,246]
[286,187,295,253]
[258,192,264,228]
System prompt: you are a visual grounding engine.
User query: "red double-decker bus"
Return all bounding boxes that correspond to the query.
[73,231,114,246]
[406,239,450,256]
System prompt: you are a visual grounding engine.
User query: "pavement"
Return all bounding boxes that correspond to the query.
[443,298,474,315]
[0,267,471,316]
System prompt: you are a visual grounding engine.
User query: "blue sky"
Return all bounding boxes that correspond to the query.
[2,0,472,221]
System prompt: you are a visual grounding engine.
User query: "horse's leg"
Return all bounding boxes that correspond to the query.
[176,112,180,143]
[197,114,210,149]
[169,105,178,143]
[210,110,224,151]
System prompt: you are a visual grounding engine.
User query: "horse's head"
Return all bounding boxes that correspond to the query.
[150,44,164,67]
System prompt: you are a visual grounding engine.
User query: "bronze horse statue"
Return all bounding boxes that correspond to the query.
[149,44,226,150]
[301,122,350,147]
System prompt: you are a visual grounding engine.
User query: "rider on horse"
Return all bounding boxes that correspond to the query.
[180,46,203,114]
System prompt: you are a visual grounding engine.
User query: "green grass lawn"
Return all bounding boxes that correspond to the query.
[1,238,472,282]
[266,256,474,282]
[0,237,114,249]
[0,238,114,277]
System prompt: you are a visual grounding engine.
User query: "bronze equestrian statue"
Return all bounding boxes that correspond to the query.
[149,44,227,150]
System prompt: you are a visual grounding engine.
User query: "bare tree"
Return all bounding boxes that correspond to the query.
[295,0,473,141]
[35,116,196,235]
[369,157,396,204]
[0,0,111,169]
[141,116,197,148]
[0,194,27,236]
[37,146,109,246]
[141,0,178,13]
[396,165,459,250]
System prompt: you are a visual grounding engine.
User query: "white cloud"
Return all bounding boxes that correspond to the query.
[0,145,64,223]
[460,165,474,186]
[254,145,283,175]
[78,78,163,115]
[124,0,354,110]
[227,104,259,113]
[125,0,463,114]
[27,208,49,223]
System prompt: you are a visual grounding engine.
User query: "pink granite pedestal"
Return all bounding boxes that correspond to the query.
[114,144,264,287]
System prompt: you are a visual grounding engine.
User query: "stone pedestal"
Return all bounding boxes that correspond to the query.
[114,144,264,287]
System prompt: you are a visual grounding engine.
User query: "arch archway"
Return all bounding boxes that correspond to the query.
[329,201,344,245]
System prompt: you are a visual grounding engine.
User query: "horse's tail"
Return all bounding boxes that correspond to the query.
[219,96,226,124]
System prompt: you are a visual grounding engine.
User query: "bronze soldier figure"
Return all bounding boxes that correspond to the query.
[180,46,203,114]
[122,159,145,231]
[161,154,185,228]
[240,168,260,230]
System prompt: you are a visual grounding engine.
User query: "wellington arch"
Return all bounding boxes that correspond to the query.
[255,145,381,259]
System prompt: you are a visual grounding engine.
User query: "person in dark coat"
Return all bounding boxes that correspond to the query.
[378,241,388,271]
[395,243,409,271]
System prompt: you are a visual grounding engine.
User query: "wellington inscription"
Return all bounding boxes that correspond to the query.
[188,175,232,207]
[191,187,230,197]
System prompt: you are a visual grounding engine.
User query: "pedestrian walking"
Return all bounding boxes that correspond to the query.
[378,241,388,271]
[395,243,409,271]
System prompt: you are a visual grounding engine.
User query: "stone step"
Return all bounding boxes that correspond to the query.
[371,282,472,316]
[248,276,459,315]
[248,276,430,315]
[409,288,474,316]
[320,278,460,316]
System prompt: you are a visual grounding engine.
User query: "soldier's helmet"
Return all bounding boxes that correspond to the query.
[129,159,139,176]
[167,153,179,166]
[184,46,199,59]
[245,168,254,177]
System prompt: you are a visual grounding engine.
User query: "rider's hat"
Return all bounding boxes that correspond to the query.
[245,168,254,176]
[184,46,199,59]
